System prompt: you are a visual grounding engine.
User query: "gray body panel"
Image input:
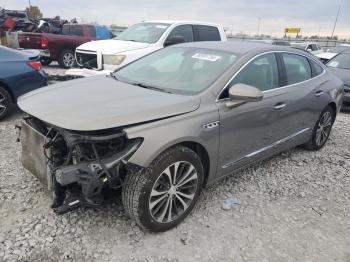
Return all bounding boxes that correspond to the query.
[18,42,344,185]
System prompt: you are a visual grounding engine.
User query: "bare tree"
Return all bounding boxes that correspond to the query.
[26,6,43,20]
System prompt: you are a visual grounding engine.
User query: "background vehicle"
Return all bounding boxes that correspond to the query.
[0,46,46,120]
[327,51,350,110]
[18,23,112,68]
[316,45,350,63]
[18,42,342,231]
[291,42,323,55]
[66,20,227,77]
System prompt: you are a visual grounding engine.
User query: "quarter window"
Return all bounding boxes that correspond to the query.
[309,59,324,77]
[196,25,221,41]
[70,26,84,36]
[229,53,279,92]
[282,53,312,85]
[167,25,194,43]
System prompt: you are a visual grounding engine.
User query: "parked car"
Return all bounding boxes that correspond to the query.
[66,20,227,77]
[316,45,350,64]
[18,23,112,68]
[0,46,47,120]
[291,42,323,55]
[251,39,291,46]
[326,51,350,110]
[18,42,343,231]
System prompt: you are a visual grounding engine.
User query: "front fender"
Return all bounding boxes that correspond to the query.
[124,105,220,182]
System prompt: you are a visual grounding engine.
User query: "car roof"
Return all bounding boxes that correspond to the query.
[144,20,221,27]
[173,41,306,55]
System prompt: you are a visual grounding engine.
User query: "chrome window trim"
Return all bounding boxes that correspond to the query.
[216,50,326,102]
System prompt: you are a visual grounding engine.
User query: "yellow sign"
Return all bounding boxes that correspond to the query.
[284,28,301,34]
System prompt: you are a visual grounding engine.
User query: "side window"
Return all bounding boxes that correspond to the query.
[69,26,84,36]
[196,25,221,41]
[62,25,70,35]
[167,25,194,42]
[229,53,279,92]
[282,53,312,85]
[88,26,96,37]
[309,59,324,77]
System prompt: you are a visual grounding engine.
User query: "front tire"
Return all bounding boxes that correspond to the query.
[0,86,13,121]
[304,105,335,150]
[122,146,204,232]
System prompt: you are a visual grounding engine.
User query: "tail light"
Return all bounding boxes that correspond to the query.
[27,61,42,71]
[41,37,49,49]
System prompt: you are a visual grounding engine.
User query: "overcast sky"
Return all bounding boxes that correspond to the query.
[2,0,350,38]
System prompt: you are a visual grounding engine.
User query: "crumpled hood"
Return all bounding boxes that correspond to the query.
[17,75,200,131]
[77,39,150,54]
[316,52,337,60]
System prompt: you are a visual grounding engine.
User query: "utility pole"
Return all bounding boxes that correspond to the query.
[330,5,341,40]
[231,23,233,37]
[257,17,261,37]
[28,0,31,7]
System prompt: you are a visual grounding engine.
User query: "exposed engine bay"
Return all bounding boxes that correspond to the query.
[19,116,142,214]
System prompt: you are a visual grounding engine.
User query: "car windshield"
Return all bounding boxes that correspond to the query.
[327,53,350,70]
[115,22,170,44]
[115,47,238,95]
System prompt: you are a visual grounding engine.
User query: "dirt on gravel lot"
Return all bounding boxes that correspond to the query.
[0,105,349,260]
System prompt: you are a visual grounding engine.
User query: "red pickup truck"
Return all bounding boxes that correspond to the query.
[19,24,101,68]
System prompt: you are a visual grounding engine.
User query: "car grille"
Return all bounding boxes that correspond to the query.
[76,50,98,69]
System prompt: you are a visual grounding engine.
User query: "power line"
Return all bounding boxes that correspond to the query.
[330,5,341,39]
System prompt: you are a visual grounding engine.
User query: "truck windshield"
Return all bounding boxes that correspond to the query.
[115,23,170,44]
[115,47,238,95]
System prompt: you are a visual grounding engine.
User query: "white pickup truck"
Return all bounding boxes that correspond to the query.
[66,20,227,77]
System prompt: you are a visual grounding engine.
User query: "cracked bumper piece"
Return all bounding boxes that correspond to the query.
[65,68,112,77]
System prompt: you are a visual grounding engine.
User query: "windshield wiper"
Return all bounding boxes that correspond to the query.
[132,82,172,94]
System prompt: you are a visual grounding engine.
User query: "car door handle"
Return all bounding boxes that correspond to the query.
[315,90,324,97]
[274,102,286,110]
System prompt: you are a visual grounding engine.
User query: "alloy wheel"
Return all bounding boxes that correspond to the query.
[149,161,198,223]
[315,110,333,147]
[63,53,75,67]
[0,92,7,117]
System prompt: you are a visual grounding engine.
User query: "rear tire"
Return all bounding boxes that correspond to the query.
[122,146,203,232]
[40,57,52,66]
[304,105,335,151]
[58,49,76,69]
[0,86,13,121]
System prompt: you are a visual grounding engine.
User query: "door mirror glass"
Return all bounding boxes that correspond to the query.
[226,83,263,108]
[164,36,185,47]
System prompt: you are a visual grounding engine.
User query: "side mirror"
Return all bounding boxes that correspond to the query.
[226,83,263,108]
[164,36,185,47]
[307,48,312,52]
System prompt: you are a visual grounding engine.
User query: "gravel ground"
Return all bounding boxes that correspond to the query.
[0,82,349,261]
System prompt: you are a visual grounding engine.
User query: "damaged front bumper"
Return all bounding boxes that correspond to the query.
[19,118,142,214]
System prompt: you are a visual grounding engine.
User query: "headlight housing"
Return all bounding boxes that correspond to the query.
[103,54,126,65]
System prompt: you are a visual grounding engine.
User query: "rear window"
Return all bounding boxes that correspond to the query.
[196,25,220,41]
[62,25,84,36]
[70,26,83,36]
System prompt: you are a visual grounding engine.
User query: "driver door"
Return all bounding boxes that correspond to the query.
[216,52,285,175]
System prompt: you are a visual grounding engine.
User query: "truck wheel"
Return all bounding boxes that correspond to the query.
[0,86,13,121]
[58,49,76,69]
[122,146,204,232]
[40,58,52,66]
[304,105,335,151]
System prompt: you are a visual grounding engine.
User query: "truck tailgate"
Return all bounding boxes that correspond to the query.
[18,32,42,49]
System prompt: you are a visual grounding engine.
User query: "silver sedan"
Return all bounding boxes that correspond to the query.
[18,42,343,231]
